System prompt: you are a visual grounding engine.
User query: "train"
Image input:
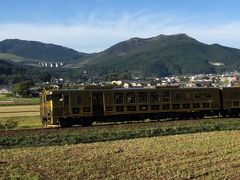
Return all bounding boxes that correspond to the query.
[40,86,240,127]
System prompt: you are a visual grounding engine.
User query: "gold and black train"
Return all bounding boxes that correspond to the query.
[40,86,240,127]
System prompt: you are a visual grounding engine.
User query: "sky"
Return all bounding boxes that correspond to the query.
[0,0,240,53]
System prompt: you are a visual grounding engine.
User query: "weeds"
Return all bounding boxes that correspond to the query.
[0,118,18,130]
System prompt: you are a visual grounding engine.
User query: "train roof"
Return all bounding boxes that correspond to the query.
[43,86,220,93]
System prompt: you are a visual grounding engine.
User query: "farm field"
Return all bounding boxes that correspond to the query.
[0,105,39,117]
[0,94,39,105]
[1,130,240,179]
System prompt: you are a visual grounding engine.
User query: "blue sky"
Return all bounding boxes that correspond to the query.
[0,0,240,52]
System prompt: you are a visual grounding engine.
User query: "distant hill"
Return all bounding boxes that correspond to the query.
[2,34,240,78]
[0,39,89,62]
[0,59,51,84]
[77,34,240,76]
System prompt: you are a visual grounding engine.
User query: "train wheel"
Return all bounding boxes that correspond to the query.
[81,119,93,126]
[59,118,72,128]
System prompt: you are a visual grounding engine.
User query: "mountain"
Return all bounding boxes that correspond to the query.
[0,39,89,62]
[77,34,240,77]
[2,34,240,79]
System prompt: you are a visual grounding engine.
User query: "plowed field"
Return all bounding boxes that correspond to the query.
[1,130,240,179]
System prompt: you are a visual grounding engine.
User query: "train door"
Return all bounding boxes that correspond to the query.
[92,92,104,116]
[63,93,70,116]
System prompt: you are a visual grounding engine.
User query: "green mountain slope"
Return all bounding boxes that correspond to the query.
[1,34,240,78]
[0,59,51,84]
[0,39,89,62]
[77,34,240,76]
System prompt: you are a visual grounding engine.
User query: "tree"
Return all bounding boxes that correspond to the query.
[13,81,35,97]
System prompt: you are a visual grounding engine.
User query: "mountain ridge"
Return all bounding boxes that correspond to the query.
[1,34,240,78]
[0,39,89,62]
[76,33,240,77]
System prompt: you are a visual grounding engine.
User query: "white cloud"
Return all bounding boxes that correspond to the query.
[0,12,240,53]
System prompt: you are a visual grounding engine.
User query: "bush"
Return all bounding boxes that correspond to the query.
[13,81,34,97]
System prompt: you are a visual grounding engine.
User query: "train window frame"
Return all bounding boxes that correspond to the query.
[194,93,212,99]
[54,93,62,100]
[150,92,159,103]
[106,107,113,111]
[127,106,136,111]
[162,92,170,102]
[203,103,210,108]
[172,104,180,109]
[116,106,124,112]
[64,95,69,105]
[127,93,136,103]
[114,93,124,104]
[83,107,91,112]
[46,94,53,101]
[162,104,170,110]
[175,94,181,99]
[139,105,148,111]
[183,104,190,109]
[151,105,159,110]
[72,108,80,114]
[76,96,81,104]
[139,92,148,103]
[233,101,239,106]
[193,103,200,108]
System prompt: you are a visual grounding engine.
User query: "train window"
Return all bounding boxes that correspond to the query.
[172,104,180,109]
[175,94,181,99]
[193,103,200,108]
[116,106,124,112]
[151,105,159,110]
[203,103,210,108]
[106,107,113,111]
[76,96,81,104]
[127,106,136,111]
[114,93,123,104]
[183,104,190,109]
[194,93,212,99]
[127,93,135,103]
[162,104,170,109]
[64,96,69,105]
[150,92,159,103]
[54,94,62,100]
[162,92,170,102]
[139,105,148,111]
[46,95,53,101]
[72,108,80,114]
[139,92,148,103]
[83,107,90,112]
[233,101,239,106]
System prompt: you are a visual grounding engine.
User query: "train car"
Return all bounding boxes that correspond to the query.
[221,87,240,117]
[40,87,220,127]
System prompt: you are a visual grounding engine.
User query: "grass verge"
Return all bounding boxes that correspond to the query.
[0,116,42,130]
[1,118,240,148]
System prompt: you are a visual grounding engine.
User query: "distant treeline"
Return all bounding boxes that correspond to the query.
[0,60,51,85]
